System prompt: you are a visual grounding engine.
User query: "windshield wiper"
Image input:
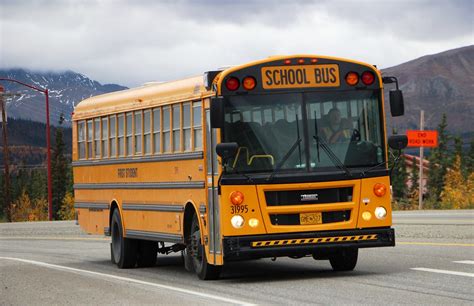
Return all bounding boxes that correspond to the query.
[312,135,352,177]
[266,138,302,182]
[360,162,387,177]
[230,167,253,183]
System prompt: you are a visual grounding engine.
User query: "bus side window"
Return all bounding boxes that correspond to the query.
[135,111,142,155]
[101,117,108,158]
[172,104,181,152]
[87,120,93,159]
[153,108,161,154]
[78,121,86,159]
[144,110,151,155]
[118,114,125,156]
[126,112,133,156]
[193,102,202,149]
[183,103,191,151]
[109,115,116,158]
[94,118,100,158]
[163,107,171,152]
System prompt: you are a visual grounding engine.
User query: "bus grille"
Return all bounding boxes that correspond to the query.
[265,187,353,206]
[270,210,351,226]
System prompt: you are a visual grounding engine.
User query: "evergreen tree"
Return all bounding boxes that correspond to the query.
[12,164,29,205]
[390,149,408,200]
[409,156,419,196]
[453,136,463,159]
[465,138,474,178]
[52,128,67,220]
[30,169,47,202]
[427,114,450,207]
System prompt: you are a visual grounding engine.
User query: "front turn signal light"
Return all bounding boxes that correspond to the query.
[373,183,387,197]
[230,191,244,205]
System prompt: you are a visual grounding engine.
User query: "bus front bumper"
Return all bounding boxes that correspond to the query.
[223,227,395,261]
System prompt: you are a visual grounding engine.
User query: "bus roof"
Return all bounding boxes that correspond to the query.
[73,75,211,120]
[73,54,380,120]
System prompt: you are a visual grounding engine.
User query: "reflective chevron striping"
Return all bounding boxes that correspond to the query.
[251,234,378,247]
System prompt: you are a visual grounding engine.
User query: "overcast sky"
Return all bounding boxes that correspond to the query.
[0,0,472,87]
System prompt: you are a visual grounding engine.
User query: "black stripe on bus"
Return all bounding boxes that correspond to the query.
[74,202,110,210]
[73,181,205,190]
[125,229,183,243]
[72,151,204,167]
[122,203,184,212]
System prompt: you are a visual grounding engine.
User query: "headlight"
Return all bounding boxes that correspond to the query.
[231,215,245,228]
[374,206,387,219]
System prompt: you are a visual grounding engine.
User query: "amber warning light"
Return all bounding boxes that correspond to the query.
[406,130,438,148]
[230,191,244,205]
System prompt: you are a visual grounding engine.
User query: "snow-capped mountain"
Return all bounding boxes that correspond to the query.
[0,69,127,126]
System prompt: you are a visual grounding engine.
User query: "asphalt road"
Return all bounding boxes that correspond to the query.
[1,211,473,305]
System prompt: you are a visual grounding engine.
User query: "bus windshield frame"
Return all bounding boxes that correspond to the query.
[222,89,386,176]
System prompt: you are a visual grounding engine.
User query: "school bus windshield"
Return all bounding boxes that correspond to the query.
[223,90,385,174]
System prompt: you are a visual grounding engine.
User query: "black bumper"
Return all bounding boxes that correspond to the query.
[223,227,395,261]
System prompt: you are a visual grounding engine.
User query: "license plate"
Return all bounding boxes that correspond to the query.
[261,64,340,89]
[300,212,323,225]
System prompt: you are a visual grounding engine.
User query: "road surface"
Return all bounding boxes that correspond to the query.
[0,210,473,305]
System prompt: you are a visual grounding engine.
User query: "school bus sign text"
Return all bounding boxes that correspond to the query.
[406,130,438,148]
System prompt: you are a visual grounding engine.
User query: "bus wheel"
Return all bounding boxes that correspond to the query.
[329,248,358,271]
[188,214,221,280]
[111,209,138,268]
[137,240,158,267]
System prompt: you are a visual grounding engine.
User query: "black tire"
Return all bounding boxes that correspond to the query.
[329,248,358,271]
[111,209,138,269]
[187,214,221,280]
[137,240,158,267]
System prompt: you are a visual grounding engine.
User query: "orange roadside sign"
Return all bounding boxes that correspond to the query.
[406,130,438,147]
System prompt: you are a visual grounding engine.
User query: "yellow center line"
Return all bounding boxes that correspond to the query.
[398,242,474,247]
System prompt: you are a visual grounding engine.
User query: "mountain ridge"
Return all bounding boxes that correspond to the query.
[0,68,127,126]
[1,45,473,132]
[381,45,473,132]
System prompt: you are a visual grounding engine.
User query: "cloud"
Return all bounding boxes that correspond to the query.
[0,0,472,87]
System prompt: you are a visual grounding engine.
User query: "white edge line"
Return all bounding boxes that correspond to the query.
[453,260,474,265]
[411,267,474,278]
[0,257,255,306]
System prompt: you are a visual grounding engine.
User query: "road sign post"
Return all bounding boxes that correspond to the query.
[0,86,12,220]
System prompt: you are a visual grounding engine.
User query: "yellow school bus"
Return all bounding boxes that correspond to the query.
[73,55,407,280]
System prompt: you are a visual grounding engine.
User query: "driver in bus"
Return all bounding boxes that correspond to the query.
[321,108,352,144]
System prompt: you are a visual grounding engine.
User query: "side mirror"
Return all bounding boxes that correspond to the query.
[216,142,238,161]
[210,97,224,128]
[388,135,408,150]
[389,90,404,117]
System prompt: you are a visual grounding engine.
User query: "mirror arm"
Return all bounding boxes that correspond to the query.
[389,149,403,177]
[382,76,400,90]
